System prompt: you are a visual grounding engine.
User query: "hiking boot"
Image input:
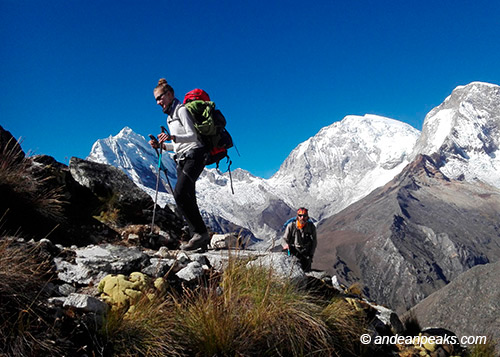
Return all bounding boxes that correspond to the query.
[180,232,210,252]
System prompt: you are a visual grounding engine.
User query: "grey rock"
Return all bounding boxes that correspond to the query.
[54,244,149,285]
[57,283,77,296]
[211,233,240,249]
[247,252,304,280]
[69,157,153,226]
[141,257,176,277]
[47,297,67,307]
[406,261,500,346]
[63,293,108,314]
[367,302,404,334]
[176,261,204,282]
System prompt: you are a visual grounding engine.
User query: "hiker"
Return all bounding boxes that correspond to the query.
[282,207,317,271]
[149,78,209,251]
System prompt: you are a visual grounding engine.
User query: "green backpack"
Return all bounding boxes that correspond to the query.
[183,99,234,167]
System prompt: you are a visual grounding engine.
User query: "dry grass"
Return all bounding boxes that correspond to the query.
[321,298,369,356]
[173,260,334,356]
[0,137,66,229]
[0,137,26,187]
[0,238,61,356]
[103,297,184,357]
[103,257,370,356]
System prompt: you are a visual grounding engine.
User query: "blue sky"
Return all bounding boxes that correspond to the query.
[2,1,500,178]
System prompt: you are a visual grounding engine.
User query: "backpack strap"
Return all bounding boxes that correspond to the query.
[167,102,183,125]
[289,222,298,249]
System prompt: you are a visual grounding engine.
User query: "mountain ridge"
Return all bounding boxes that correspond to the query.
[87,82,500,249]
[87,114,421,239]
[315,153,500,313]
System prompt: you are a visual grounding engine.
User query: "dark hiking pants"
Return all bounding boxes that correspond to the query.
[289,246,313,272]
[174,148,208,235]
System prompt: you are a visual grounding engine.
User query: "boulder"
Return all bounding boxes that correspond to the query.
[54,244,150,285]
[63,293,108,315]
[69,157,154,226]
[247,252,304,280]
[69,157,183,238]
[211,233,241,249]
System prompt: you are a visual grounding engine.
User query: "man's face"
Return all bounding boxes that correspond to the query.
[297,213,307,222]
[154,89,174,113]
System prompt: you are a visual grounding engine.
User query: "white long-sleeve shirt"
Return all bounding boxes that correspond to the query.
[164,98,204,157]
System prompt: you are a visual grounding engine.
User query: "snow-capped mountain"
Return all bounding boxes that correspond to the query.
[267,114,420,220]
[196,168,293,240]
[87,126,177,196]
[411,82,500,187]
[86,81,500,243]
[87,116,420,241]
[313,81,500,313]
[86,128,293,240]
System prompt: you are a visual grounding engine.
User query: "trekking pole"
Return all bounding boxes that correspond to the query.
[161,125,170,136]
[149,134,174,195]
[149,134,163,234]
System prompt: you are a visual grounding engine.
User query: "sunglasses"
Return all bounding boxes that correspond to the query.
[155,92,167,102]
[297,214,308,217]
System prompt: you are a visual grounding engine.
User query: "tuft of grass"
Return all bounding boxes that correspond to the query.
[93,192,122,227]
[0,137,26,187]
[346,282,364,297]
[102,297,184,357]
[95,207,121,226]
[0,238,62,356]
[0,137,66,229]
[101,256,372,356]
[321,297,369,356]
[170,258,360,356]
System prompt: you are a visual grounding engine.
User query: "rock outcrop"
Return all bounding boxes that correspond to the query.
[406,261,500,345]
[1,129,184,246]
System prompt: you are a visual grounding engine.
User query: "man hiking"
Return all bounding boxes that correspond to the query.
[282,207,317,271]
[149,78,209,251]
